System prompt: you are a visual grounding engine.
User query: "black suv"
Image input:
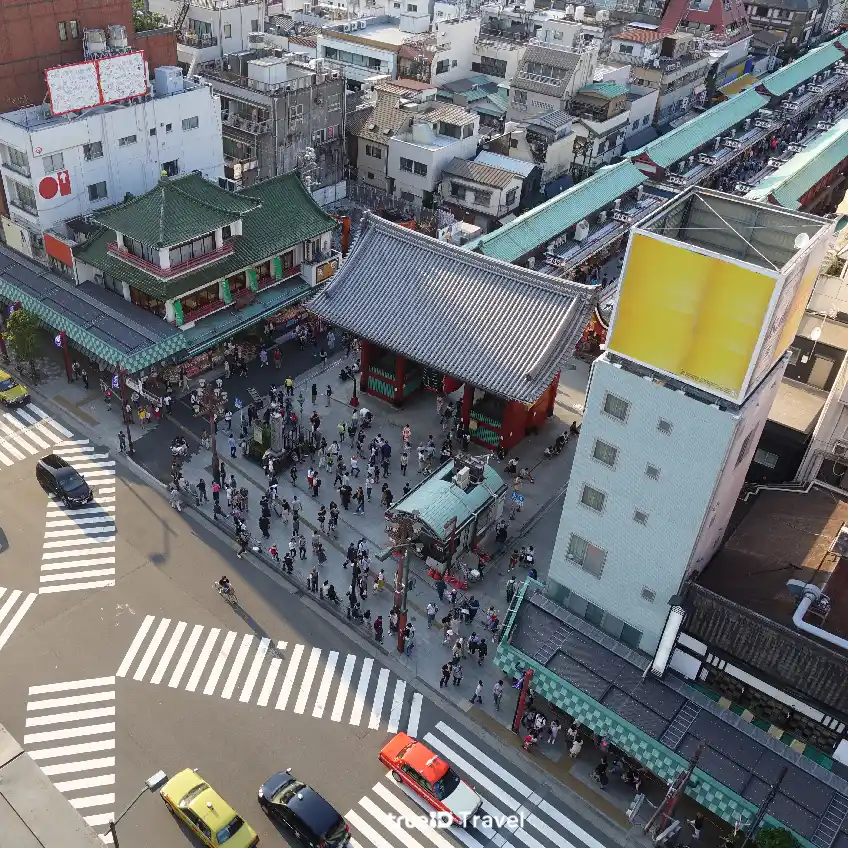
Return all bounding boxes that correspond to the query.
[36,454,93,507]
[258,770,350,848]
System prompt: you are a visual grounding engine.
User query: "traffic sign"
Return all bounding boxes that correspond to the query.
[510,492,524,505]
[111,375,120,389]
[54,334,62,348]
[234,397,243,410]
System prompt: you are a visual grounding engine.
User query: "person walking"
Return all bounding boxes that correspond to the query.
[471,680,483,705]
[325,384,333,406]
[440,663,451,688]
[118,431,126,454]
[197,478,207,502]
[426,601,438,628]
[451,663,463,687]
[492,680,504,711]
[687,814,704,841]
[548,719,561,745]
[477,638,488,666]
[228,434,237,458]
[403,622,415,656]
[354,486,365,514]
[400,451,408,476]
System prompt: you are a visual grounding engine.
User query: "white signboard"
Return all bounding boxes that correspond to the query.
[98,51,148,104]
[46,61,101,115]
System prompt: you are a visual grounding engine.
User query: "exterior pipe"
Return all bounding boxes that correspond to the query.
[792,585,848,650]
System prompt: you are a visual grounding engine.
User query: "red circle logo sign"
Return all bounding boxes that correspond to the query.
[38,176,58,199]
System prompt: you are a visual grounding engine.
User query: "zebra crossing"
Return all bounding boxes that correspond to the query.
[40,440,117,594]
[0,585,38,652]
[346,720,606,848]
[25,676,116,844]
[116,615,423,734]
[0,402,73,467]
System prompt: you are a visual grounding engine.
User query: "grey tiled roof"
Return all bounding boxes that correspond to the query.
[513,44,581,96]
[442,157,519,189]
[308,215,597,402]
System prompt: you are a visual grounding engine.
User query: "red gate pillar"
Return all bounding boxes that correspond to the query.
[461,382,474,428]
[546,371,560,417]
[359,339,371,393]
[393,355,406,405]
[511,668,535,733]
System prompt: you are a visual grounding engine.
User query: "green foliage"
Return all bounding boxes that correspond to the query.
[133,1,165,32]
[754,827,800,848]
[5,308,41,380]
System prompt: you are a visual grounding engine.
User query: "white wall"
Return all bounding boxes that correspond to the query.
[389,129,477,199]
[610,37,658,64]
[625,88,658,136]
[318,34,397,81]
[548,355,781,652]
[0,83,223,239]
[440,171,523,218]
[430,18,479,84]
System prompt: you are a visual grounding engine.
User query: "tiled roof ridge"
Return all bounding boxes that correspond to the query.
[166,178,261,221]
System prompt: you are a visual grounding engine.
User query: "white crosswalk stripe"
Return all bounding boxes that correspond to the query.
[114,616,420,731]
[0,404,72,467]
[344,721,602,848]
[38,440,116,594]
[24,677,116,843]
[0,586,38,652]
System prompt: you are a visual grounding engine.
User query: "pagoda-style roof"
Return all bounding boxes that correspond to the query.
[76,173,337,301]
[308,215,597,403]
[93,173,261,249]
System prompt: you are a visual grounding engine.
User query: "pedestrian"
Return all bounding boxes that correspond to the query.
[259,514,270,538]
[138,406,147,428]
[311,383,318,405]
[80,367,89,389]
[477,638,488,666]
[471,680,483,704]
[687,815,704,841]
[228,434,237,458]
[298,534,307,560]
[548,719,561,744]
[236,531,248,559]
[569,737,583,759]
[118,430,126,453]
[440,663,451,688]
[212,480,221,505]
[376,568,385,592]
[400,451,408,476]
[354,486,365,514]
[312,474,322,499]
[506,576,517,603]
[435,577,446,601]
[403,622,415,655]
[492,680,504,710]
[325,384,333,406]
[426,601,438,628]
[224,410,233,432]
[327,330,336,351]
[197,478,207,502]
[285,376,294,396]
[452,664,463,686]
[366,471,373,502]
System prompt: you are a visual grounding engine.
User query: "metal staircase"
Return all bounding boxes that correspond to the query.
[531,625,569,665]
[175,0,192,34]
[811,794,848,848]
[660,702,701,751]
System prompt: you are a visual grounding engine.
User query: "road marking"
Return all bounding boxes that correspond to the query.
[44,525,115,538]
[83,813,114,827]
[41,569,115,583]
[0,590,36,651]
[0,589,22,625]
[537,800,608,848]
[221,634,254,700]
[2,414,47,450]
[26,707,115,727]
[0,449,12,466]
[133,618,171,681]
[46,516,117,528]
[40,757,116,776]
[30,405,73,436]
[24,723,115,744]
[40,580,115,594]
[368,668,390,730]
[185,628,220,692]
[407,693,422,738]
[53,773,116,792]
[203,630,237,695]
[275,643,304,711]
[372,783,457,848]
[70,793,115,810]
[349,658,373,727]
[348,808,403,848]
[294,647,322,714]
[28,692,115,711]
[30,678,116,695]
[43,536,116,549]
[43,546,115,560]
[311,650,339,718]
[169,624,203,689]
[256,641,287,707]
[359,797,429,848]
[239,637,270,703]
[387,680,406,733]
[29,739,116,761]
[41,557,116,571]
[46,505,116,519]
[331,655,356,722]
[151,621,187,685]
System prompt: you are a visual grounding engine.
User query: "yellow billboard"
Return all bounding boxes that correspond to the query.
[608,232,778,401]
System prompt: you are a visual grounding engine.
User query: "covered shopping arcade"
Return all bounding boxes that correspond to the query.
[308,214,596,451]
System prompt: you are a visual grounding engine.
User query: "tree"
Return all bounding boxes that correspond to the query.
[754,827,800,848]
[132,0,164,32]
[5,308,41,381]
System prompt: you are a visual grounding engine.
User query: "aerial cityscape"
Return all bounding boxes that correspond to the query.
[0,1,847,848]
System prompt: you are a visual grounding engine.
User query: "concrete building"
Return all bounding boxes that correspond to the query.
[547,188,832,654]
[198,51,346,190]
[568,81,631,177]
[743,0,825,59]
[440,156,524,229]
[0,67,222,271]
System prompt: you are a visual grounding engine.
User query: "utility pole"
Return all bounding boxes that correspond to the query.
[378,511,423,652]
[738,767,786,848]
[197,382,227,484]
[644,742,704,837]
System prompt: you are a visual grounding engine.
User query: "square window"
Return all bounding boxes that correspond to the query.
[150,128,156,137]
[165,123,173,133]
[634,510,649,525]
[367,172,374,180]
[657,419,673,434]
[162,159,179,177]
[621,623,643,649]
[87,181,108,201]
[603,392,629,422]
[641,586,656,602]
[592,439,618,468]
[118,135,137,147]
[566,534,606,578]
[646,464,660,480]
[42,152,64,172]
[580,484,606,513]
[224,23,232,38]
[182,116,199,131]
[753,448,779,469]
[83,142,103,160]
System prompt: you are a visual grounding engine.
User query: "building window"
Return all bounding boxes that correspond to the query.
[42,153,64,173]
[436,59,449,75]
[585,602,604,627]
[365,145,382,159]
[787,346,801,365]
[753,448,779,469]
[566,534,607,578]
[413,161,427,176]
[124,236,158,265]
[634,510,649,525]
[83,142,103,160]
[641,586,656,602]
[150,128,157,137]
[642,115,650,126]
[169,234,216,268]
[58,21,68,41]
[408,3,417,9]
[592,439,618,468]
[736,431,755,467]
[621,623,642,649]
[657,418,673,435]
[400,157,414,172]
[165,123,173,133]
[367,172,374,180]
[129,287,165,318]
[505,188,517,205]
[10,180,37,213]
[118,135,137,147]
[87,181,108,201]
[646,464,660,480]
[327,93,341,112]
[182,116,199,131]
[69,20,79,38]
[617,43,634,54]
[400,191,415,202]
[450,182,466,200]
[394,2,401,7]
[580,485,606,513]
[224,24,232,38]
[603,392,629,422]
[162,159,179,177]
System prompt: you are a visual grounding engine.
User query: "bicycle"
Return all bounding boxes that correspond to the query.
[215,582,238,605]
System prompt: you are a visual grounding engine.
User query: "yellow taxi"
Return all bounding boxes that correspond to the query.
[0,369,29,406]
[161,768,259,847]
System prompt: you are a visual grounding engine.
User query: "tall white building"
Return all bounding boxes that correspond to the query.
[0,67,223,269]
[548,188,832,653]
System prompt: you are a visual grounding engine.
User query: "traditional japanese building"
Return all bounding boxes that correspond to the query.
[308,213,596,451]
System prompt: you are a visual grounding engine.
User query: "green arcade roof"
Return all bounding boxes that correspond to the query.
[578,82,628,99]
[758,34,848,97]
[746,117,848,209]
[77,173,337,301]
[93,172,261,249]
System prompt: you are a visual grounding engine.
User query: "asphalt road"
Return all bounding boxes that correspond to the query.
[0,401,619,848]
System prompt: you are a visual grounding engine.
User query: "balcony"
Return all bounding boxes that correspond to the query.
[182,298,226,324]
[1,159,30,178]
[301,251,340,287]
[177,32,218,48]
[8,198,38,219]
[107,242,234,279]
[222,112,272,134]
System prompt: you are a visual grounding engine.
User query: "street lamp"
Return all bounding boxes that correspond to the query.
[378,511,423,653]
[103,769,167,847]
[198,382,228,484]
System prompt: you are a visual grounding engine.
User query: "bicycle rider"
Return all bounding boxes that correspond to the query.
[217,575,232,595]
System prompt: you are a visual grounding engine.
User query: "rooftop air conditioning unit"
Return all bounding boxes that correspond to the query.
[343,23,352,31]
[573,218,590,241]
[834,441,848,457]
[359,20,367,29]
[454,466,471,490]
[613,198,621,211]
[597,210,607,224]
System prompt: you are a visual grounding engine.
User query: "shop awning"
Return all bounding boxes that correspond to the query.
[719,73,759,98]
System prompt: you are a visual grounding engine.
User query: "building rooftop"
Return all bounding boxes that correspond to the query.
[93,174,260,249]
[442,157,520,188]
[578,82,629,99]
[77,173,336,301]
[757,36,848,98]
[700,487,848,645]
[308,215,597,403]
[474,151,537,177]
[323,21,411,47]
[512,43,585,97]
[614,27,664,44]
[746,118,848,210]
[767,379,829,434]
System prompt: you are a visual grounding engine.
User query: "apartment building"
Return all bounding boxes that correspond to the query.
[440,156,524,229]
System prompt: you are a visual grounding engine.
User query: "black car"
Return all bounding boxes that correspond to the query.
[258,770,350,848]
[36,454,94,507]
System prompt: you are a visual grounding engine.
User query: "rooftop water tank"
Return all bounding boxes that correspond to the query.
[84,29,107,55]
[574,6,585,20]
[154,66,185,97]
[107,24,128,49]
